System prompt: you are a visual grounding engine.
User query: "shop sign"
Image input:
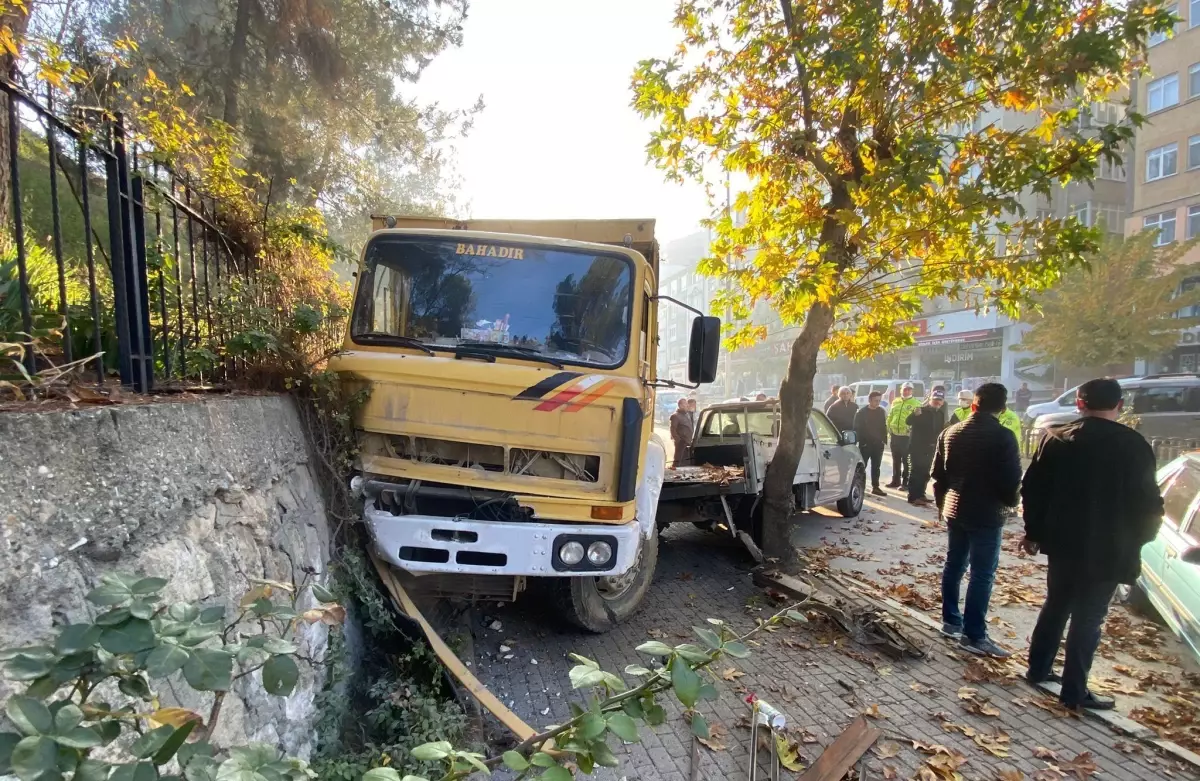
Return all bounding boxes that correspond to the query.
[917,331,999,347]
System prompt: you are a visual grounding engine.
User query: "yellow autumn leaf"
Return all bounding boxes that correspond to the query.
[148,707,204,729]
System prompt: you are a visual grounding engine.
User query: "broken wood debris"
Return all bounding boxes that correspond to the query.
[797,716,881,781]
[755,570,928,660]
[664,464,746,484]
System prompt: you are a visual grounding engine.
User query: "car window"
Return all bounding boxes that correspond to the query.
[1129,385,1192,414]
[702,410,741,437]
[811,411,842,445]
[746,410,777,436]
[1162,460,1200,530]
[911,382,925,397]
[872,384,889,395]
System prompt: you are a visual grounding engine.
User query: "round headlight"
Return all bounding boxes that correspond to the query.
[586,541,613,566]
[559,541,585,565]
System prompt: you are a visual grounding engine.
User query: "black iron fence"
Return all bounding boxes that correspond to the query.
[1,76,254,393]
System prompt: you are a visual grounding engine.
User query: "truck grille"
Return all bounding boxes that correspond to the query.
[380,435,599,483]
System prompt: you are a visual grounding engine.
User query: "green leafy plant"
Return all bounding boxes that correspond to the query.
[0,571,344,781]
[357,604,809,781]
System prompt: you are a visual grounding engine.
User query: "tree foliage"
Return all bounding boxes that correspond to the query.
[633,0,1172,563]
[1023,232,1200,372]
[22,0,476,246]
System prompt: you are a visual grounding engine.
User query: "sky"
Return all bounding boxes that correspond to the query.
[409,0,712,250]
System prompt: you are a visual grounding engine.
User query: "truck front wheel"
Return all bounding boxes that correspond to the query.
[553,532,659,633]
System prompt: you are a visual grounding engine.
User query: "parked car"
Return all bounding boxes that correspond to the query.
[1024,377,1137,423]
[1030,374,1200,441]
[848,379,926,409]
[1131,452,1200,662]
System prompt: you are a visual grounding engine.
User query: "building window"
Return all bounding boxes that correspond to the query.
[1191,135,1200,169]
[1192,0,1200,27]
[1148,74,1180,112]
[1189,205,1200,239]
[1098,156,1126,181]
[1145,210,1178,246]
[1147,143,1179,181]
[1151,3,1179,44]
[1072,202,1125,231]
[1191,63,1200,98]
[1035,208,1055,222]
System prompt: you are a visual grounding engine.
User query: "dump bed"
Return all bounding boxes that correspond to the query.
[368,215,659,277]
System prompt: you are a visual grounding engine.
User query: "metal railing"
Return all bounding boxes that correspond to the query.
[2,76,253,393]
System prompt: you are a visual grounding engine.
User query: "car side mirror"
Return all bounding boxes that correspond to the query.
[841,430,857,446]
[1182,546,1200,566]
[688,316,721,385]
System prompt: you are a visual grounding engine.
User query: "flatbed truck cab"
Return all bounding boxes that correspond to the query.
[330,217,719,631]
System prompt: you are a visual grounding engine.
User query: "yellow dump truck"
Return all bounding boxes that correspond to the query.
[330,216,719,631]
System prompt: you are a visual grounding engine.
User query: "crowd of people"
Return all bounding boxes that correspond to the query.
[666,378,1164,712]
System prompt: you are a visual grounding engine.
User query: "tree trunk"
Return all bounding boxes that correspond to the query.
[760,300,836,571]
[222,0,254,126]
[0,1,32,229]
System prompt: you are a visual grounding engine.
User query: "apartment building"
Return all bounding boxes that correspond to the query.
[1127,0,1200,254]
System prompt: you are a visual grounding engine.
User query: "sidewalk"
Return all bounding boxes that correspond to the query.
[468,514,1200,780]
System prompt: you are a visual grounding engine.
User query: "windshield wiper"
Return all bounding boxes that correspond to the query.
[356,333,437,356]
[455,341,565,368]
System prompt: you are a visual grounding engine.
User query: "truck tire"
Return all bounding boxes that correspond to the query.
[837,467,866,517]
[553,532,659,633]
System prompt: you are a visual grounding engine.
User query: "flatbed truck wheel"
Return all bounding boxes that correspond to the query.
[837,467,866,517]
[553,532,659,633]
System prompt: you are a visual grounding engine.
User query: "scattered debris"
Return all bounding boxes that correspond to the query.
[797,716,881,781]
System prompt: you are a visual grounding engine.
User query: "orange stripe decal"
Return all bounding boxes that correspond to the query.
[563,379,617,412]
[534,385,586,411]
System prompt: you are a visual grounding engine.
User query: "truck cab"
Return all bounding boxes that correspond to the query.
[330,217,718,631]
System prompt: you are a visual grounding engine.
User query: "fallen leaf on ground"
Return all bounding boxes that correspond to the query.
[958,687,1002,717]
[911,682,937,695]
[874,741,901,759]
[972,730,1011,758]
[913,741,954,756]
[775,733,805,771]
[1056,752,1098,781]
[721,667,744,681]
[1033,747,1058,760]
[863,703,886,719]
[882,765,899,780]
[698,721,727,752]
[997,771,1025,781]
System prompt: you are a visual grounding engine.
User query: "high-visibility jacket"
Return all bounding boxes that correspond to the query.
[886,396,921,436]
[952,406,971,423]
[998,409,1023,444]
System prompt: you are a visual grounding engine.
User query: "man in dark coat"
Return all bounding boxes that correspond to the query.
[826,386,858,433]
[932,383,1022,658]
[906,388,947,506]
[669,398,695,468]
[822,383,841,413]
[854,391,888,496]
[1021,378,1164,711]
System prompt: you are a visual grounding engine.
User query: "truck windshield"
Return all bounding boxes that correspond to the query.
[351,236,634,368]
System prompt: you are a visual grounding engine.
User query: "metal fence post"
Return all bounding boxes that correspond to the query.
[104,115,152,392]
[6,82,34,375]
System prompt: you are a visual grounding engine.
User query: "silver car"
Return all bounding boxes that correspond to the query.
[1031,374,1200,442]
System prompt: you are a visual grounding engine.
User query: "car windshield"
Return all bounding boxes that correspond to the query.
[702,408,777,437]
[351,236,634,368]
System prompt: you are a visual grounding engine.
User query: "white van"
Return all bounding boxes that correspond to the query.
[848,379,926,409]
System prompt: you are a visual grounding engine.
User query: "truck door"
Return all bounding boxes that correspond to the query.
[810,411,847,505]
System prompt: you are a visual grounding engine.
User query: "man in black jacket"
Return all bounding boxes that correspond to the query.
[854,391,888,496]
[932,383,1022,658]
[906,388,947,506]
[1021,378,1164,711]
[826,386,858,433]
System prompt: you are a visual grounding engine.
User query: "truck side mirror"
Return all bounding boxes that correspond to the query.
[688,316,720,384]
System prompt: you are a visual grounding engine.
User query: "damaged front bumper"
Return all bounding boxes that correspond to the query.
[365,504,641,577]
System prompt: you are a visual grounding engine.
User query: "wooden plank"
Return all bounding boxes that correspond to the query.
[368,549,538,742]
[797,716,881,781]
